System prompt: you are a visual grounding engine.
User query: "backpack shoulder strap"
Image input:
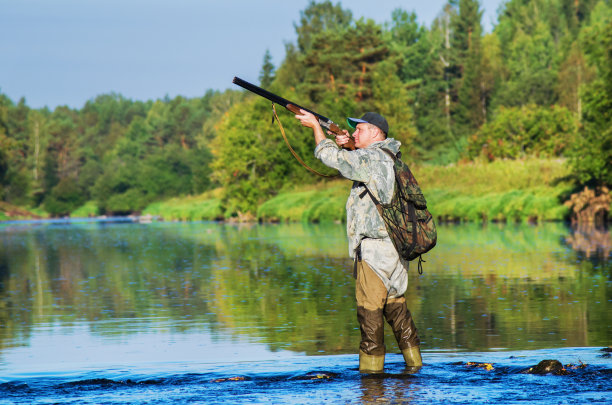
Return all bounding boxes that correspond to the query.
[358,148,398,205]
[380,148,399,161]
[358,182,381,206]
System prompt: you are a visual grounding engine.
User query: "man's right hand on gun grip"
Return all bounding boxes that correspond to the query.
[334,130,356,150]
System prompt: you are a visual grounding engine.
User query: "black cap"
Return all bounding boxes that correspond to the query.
[347,112,389,135]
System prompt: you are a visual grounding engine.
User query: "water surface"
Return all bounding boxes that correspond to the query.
[0,220,610,403]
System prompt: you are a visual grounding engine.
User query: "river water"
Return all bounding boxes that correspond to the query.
[0,219,610,403]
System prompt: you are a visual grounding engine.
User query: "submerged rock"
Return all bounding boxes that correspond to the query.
[522,360,569,375]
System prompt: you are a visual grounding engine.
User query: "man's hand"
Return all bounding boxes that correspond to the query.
[295,109,355,149]
[295,109,320,129]
[295,109,326,145]
[334,130,356,150]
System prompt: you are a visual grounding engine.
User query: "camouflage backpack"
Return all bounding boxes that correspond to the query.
[362,148,437,274]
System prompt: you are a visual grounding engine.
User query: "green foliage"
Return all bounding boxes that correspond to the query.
[412,5,461,164]
[418,157,572,222]
[428,188,569,222]
[0,87,230,218]
[105,189,148,215]
[567,2,612,187]
[258,184,347,223]
[257,158,572,224]
[452,0,486,136]
[416,156,572,194]
[44,178,85,216]
[259,49,276,88]
[211,97,324,217]
[70,201,99,217]
[468,104,579,159]
[387,9,431,83]
[295,0,352,52]
[142,192,223,221]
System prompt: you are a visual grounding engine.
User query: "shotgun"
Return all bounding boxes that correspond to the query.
[232,76,344,136]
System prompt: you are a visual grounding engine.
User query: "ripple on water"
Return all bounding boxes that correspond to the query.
[1,348,611,404]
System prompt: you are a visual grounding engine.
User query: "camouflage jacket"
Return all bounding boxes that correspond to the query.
[314,138,409,296]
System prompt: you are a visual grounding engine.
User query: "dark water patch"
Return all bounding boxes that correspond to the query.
[0,381,31,393]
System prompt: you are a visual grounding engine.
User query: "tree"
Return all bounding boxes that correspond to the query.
[211,99,290,217]
[294,0,352,53]
[556,40,594,118]
[259,49,275,88]
[412,4,463,163]
[494,0,562,108]
[452,0,486,136]
[568,2,612,187]
[387,9,431,83]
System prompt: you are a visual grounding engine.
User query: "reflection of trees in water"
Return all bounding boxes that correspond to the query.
[564,224,611,259]
[0,224,219,348]
[1,222,611,357]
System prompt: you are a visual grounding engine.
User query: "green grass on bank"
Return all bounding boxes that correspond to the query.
[413,158,573,222]
[142,189,223,221]
[258,183,348,223]
[0,201,47,220]
[415,157,571,194]
[70,201,99,218]
[0,158,594,223]
[260,157,575,224]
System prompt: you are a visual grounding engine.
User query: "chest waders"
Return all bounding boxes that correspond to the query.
[354,244,422,373]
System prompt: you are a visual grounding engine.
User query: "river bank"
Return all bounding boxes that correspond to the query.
[3,158,609,224]
[143,157,577,223]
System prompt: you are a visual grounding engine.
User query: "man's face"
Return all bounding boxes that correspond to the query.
[352,123,379,149]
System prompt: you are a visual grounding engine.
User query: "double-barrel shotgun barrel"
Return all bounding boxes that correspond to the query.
[232,76,344,136]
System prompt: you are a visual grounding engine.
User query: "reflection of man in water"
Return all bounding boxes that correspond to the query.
[295,109,422,372]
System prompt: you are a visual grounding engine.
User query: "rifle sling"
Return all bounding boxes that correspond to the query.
[272,104,338,178]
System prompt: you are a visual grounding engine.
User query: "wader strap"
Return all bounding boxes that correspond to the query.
[272,104,338,178]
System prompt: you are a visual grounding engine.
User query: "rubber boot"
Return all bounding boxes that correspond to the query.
[402,346,422,368]
[359,350,385,373]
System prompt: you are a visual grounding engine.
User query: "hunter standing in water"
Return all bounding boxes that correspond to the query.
[294,109,422,373]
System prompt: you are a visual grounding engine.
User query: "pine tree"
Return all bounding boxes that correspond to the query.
[294,0,352,53]
[259,49,275,88]
[452,0,485,136]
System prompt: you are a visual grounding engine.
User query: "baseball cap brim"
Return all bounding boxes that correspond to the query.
[347,117,367,129]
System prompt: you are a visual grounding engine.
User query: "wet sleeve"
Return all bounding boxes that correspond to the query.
[314,139,371,183]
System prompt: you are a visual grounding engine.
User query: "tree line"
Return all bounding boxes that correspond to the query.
[0,0,610,218]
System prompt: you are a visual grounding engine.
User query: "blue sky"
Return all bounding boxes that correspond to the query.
[0,0,505,109]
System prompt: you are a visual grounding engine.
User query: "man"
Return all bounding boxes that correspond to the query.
[294,109,422,373]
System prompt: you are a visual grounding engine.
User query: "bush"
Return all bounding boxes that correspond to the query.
[44,178,85,216]
[467,105,578,160]
[105,189,148,215]
[71,201,99,217]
